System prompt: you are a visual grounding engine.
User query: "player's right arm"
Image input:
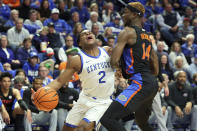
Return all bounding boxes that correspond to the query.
[149,49,159,76]
[47,55,81,91]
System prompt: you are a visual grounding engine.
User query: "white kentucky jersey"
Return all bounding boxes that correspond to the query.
[78,47,114,98]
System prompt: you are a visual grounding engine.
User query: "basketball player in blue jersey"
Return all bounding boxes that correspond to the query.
[100,2,159,131]
[32,29,115,131]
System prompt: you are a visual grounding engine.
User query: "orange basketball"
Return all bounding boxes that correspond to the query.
[33,87,59,112]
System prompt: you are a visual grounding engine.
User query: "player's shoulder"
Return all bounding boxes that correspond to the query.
[120,27,136,37]
[67,55,81,72]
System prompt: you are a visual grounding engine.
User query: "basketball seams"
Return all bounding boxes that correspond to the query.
[37,90,57,101]
[33,88,59,111]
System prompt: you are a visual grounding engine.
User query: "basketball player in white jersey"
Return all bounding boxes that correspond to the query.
[33,30,115,131]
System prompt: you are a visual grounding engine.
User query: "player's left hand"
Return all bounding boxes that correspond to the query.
[31,88,35,104]
[26,110,32,123]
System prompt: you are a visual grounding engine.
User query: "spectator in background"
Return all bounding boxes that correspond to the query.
[157,3,182,46]
[0,0,11,20]
[56,83,79,131]
[23,77,57,131]
[32,26,49,53]
[160,54,174,81]
[68,11,85,29]
[156,41,168,59]
[38,65,53,86]
[172,56,190,77]
[169,41,189,68]
[178,17,193,42]
[166,71,197,131]
[44,8,72,34]
[58,35,75,62]
[107,35,115,48]
[70,0,90,24]
[154,30,168,52]
[7,18,30,52]
[15,69,30,86]
[24,9,43,34]
[58,0,71,22]
[187,54,197,82]
[4,9,19,28]
[18,0,31,20]
[38,0,51,22]
[102,2,122,25]
[89,3,102,22]
[3,63,16,77]
[0,35,21,69]
[191,73,197,88]
[30,0,55,10]
[181,34,197,64]
[85,11,104,32]
[47,22,64,55]
[183,7,195,23]
[16,38,38,65]
[23,51,39,83]
[193,19,197,44]
[91,23,106,46]
[104,15,123,36]
[72,22,83,47]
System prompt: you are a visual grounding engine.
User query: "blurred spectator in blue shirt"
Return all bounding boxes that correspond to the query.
[16,38,38,65]
[181,34,197,64]
[0,35,21,69]
[4,9,19,29]
[104,15,123,36]
[43,8,71,34]
[71,22,83,47]
[23,51,39,83]
[187,54,197,82]
[0,0,10,20]
[70,0,90,24]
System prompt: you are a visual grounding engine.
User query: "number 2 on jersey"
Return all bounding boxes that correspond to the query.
[142,43,151,60]
[98,71,106,83]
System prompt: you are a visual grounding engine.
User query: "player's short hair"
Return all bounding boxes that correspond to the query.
[0,72,12,81]
[127,2,145,17]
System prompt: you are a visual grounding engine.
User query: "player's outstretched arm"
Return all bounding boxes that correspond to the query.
[111,27,136,69]
[47,55,81,91]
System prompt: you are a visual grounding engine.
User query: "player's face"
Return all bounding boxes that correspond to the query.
[79,30,96,47]
[0,77,11,90]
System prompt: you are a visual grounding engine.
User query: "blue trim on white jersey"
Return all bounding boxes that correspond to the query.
[83,118,91,123]
[78,53,84,74]
[80,48,101,59]
[100,47,110,56]
[65,123,77,128]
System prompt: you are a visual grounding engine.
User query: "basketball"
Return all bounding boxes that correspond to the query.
[33,87,59,112]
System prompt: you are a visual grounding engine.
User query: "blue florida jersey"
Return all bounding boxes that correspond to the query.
[78,47,114,98]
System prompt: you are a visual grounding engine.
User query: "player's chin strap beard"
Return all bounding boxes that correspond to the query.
[126,5,143,17]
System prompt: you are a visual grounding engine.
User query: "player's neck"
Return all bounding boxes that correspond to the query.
[83,46,99,57]
[1,87,9,94]
[126,19,142,28]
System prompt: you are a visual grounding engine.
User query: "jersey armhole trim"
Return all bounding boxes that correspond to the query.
[65,123,78,128]
[78,53,83,74]
[100,47,110,56]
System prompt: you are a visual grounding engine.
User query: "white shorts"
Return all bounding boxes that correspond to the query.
[65,93,112,128]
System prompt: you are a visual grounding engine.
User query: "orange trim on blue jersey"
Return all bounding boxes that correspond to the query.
[126,48,134,74]
[124,80,142,107]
